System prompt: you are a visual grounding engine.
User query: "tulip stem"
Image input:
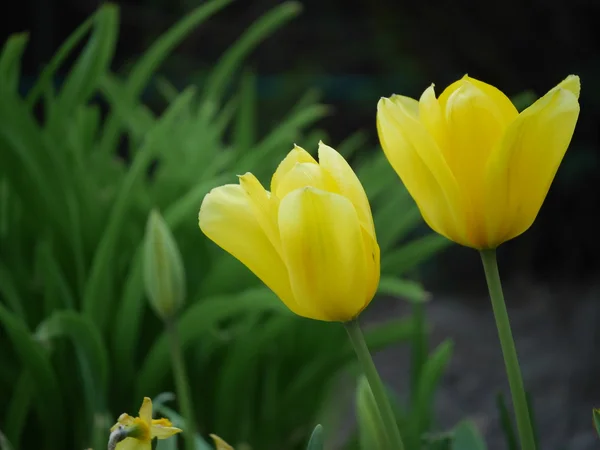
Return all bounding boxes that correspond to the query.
[480,249,537,450]
[166,319,197,450]
[344,319,405,450]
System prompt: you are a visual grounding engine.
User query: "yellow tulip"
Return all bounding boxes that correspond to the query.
[377,75,580,249]
[109,397,182,450]
[198,142,380,322]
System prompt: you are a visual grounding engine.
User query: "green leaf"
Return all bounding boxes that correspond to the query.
[111,175,229,383]
[355,375,389,450]
[0,303,64,450]
[202,1,303,107]
[36,310,109,396]
[0,429,14,450]
[306,424,325,450]
[83,87,197,331]
[100,0,232,154]
[233,68,257,155]
[408,340,454,445]
[136,288,284,398]
[0,33,29,93]
[51,4,119,124]
[152,396,214,450]
[3,372,33,449]
[451,420,487,450]
[25,13,95,107]
[496,392,518,450]
[382,233,452,275]
[0,261,26,321]
[594,409,600,439]
[377,277,430,303]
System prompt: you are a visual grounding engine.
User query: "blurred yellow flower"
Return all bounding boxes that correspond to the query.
[110,397,182,450]
[377,75,580,249]
[199,142,380,322]
[210,434,234,450]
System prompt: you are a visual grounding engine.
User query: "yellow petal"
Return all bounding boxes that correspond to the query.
[376,97,465,244]
[438,75,518,124]
[278,187,374,322]
[556,74,580,98]
[271,145,317,194]
[238,173,281,254]
[389,94,420,117]
[138,398,152,424]
[111,414,134,432]
[151,422,182,440]
[115,437,150,450]
[317,141,376,237]
[199,184,308,317]
[210,434,234,450]
[485,82,580,246]
[275,161,331,199]
[418,84,449,151]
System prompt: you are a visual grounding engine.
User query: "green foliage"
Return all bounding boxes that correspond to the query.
[593,409,600,439]
[0,2,450,450]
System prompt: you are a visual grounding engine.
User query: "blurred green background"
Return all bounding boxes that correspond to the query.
[1,1,599,449]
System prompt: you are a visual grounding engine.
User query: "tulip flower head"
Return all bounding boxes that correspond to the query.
[199,142,380,322]
[109,397,181,450]
[377,75,580,249]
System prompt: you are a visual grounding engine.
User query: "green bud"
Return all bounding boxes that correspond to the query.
[143,209,186,320]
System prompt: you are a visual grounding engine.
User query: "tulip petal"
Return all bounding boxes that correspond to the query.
[151,423,182,440]
[389,94,420,117]
[138,398,152,424]
[210,434,234,450]
[239,173,281,254]
[199,184,308,316]
[377,97,466,244]
[275,161,331,198]
[438,75,518,125]
[278,187,372,322]
[485,81,580,246]
[317,141,376,236]
[271,145,317,194]
[116,438,150,450]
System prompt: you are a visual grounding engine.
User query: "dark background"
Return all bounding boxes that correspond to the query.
[3,1,600,447]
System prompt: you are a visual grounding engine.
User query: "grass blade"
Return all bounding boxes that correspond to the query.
[0,304,64,450]
[0,33,29,93]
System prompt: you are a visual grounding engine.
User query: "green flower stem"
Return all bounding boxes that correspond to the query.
[166,319,197,450]
[480,249,536,450]
[344,319,405,450]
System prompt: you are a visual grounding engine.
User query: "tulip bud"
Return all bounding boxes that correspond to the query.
[143,209,185,320]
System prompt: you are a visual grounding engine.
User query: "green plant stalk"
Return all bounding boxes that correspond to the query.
[166,320,196,450]
[344,319,405,450]
[480,249,536,450]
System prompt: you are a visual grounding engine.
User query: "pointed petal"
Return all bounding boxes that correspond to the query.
[151,422,182,439]
[138,398,152,424]
[238,173,281,254]
[377,96,466,244]
[418,84,450,154]
[317,141,376,237]
[278,187,374,322]
[389,94,420,117]
[116,438,150,450]
[210,434,234,450]
[485,85,580,246]
[275,161,331,199]
[556,74,580,98]
[271,145,317,194]
[199,184,308,316]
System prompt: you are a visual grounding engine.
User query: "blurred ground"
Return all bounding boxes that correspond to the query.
[339,277,600,450]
